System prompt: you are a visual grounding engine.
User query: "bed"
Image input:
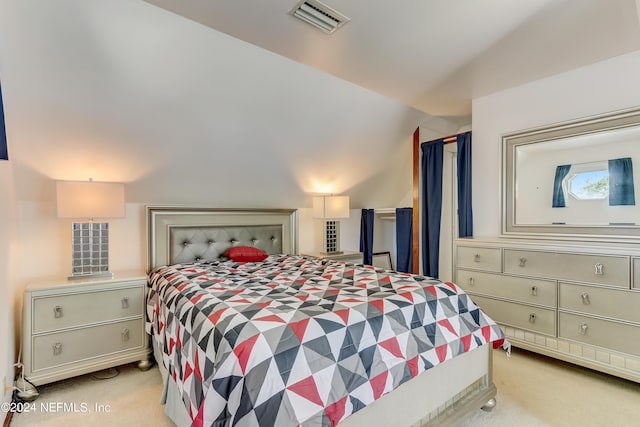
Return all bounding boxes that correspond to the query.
[145,207,506,427]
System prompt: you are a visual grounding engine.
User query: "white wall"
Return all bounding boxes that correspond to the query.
[472,49,640,237]
[0,162,16,406]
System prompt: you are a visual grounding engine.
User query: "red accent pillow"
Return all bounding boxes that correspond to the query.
[225,246,268,262]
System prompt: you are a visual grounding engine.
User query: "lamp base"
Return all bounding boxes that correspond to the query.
[70,222,112,280]
[322,220,341,254]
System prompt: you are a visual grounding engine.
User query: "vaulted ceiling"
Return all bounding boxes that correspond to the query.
[143,0,640,123]
[2,0,640,210]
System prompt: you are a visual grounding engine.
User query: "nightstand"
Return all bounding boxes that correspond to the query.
[22,272,151,386]
[302,250,363,264]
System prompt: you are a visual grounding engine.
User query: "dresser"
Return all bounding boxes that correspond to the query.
[454,238,640,383]
[22,272,152,386]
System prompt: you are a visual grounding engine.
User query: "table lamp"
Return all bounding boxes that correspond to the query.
[313,195,349,254]
[56,179,125,280]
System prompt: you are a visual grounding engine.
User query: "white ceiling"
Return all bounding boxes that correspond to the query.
[143,0,640,122]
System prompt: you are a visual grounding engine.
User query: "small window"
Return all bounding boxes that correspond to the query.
[567,166,608,200]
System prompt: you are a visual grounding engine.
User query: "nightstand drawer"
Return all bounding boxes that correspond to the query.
[504,249,629,287]
[633,257,640,290]
[456,247,501,272]
[32,319,144,371]
[471,295,556,336]
[559,313,640,356]
[332,254,363,264]
[33,286,144,333]
[302,251,363,264]
[456,270,556,307]
[559,283,640,323]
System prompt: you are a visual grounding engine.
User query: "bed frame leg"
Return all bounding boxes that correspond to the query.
[481,398,496,412]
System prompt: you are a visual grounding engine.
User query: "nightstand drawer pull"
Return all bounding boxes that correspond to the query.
[53,306,63,318]
[519,257,527,267]
[121,297,129,309]
[581,292,591,305]
[474,254,481,262]
[579,323,589,335]
[530,286,538,296]
[528,313,536,323]
[121,328,130,342]
[52,342,63,355]
[594,262,603,275]
[468,277,474,286]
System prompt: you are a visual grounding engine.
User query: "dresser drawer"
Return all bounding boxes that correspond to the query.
[559,312,640,356]
[32,319,144,371]
[470,295,556,336]
[559,283,640,323]
[457,270,556,307]
[633,258,640,290]
[504,249,629,287]
[33,286,144,333]
[456,247,501,272]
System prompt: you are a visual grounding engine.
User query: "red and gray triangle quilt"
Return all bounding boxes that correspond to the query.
[146,255,505,427]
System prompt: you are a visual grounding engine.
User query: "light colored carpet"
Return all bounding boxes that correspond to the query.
[9,348,640,426]
[461,349,640,427]
[9,364,173,427]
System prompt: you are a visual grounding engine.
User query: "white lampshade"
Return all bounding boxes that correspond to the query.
[313,195,350,219]
[56,180,125,219]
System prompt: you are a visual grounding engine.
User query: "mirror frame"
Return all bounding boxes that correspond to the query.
[502,106,640,240]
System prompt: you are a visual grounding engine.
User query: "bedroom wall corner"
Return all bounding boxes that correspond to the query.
[297,207,362,255]
[14,200,147,283]
[0,161,17,408]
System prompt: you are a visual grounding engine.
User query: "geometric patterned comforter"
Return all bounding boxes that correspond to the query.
[146,255,505,427]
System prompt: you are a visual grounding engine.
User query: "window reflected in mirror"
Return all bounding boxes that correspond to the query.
[552,157,635,209]
[568,168,608,201]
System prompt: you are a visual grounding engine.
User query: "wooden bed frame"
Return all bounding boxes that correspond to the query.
[146,206,497,426]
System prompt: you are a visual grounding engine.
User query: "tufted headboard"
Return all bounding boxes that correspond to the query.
[146,206,298,271]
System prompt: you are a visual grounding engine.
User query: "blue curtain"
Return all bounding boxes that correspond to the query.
[609,157,636,206]
[395,207,412,273]
[359,209,375,265]
[0,82,7,161]
[457,132,473,237]
[552,165,571,207]
[421,140,443,278]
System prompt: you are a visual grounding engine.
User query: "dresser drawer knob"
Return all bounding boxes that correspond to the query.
[530,286,538,296]
[474,254,481,262]
[528,313,536,323]
[594,262,603,275]
[581,292,591,305]
[52,342,63,355]
[121,328,130,342]
[579,323,589,335]
[121,296,129,309]
[468,277,474,286]
[53,306,63,318]
[519,257,527,267]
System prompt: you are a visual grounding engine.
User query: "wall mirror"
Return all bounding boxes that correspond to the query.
[502,107,640,240]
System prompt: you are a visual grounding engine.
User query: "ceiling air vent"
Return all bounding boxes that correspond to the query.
[289,0,350,34]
